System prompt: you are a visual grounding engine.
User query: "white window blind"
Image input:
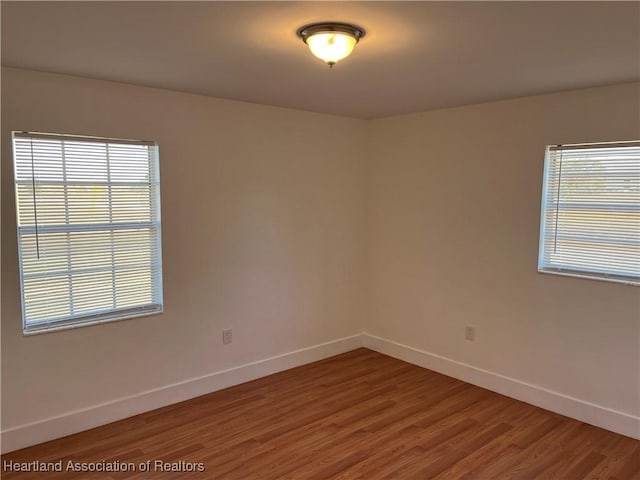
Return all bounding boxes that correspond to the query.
[13,132,163,334]
[538,141,640,285]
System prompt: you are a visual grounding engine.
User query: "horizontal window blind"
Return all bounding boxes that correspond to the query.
[13,132,163,333]
[538,141,640,285]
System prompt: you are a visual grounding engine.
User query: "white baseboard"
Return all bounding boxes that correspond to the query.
[362,333,640,440]
[1,334,364,454]
[4,332,637,454]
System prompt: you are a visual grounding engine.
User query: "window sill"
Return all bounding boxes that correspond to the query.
[22,306,164,336]
[537,268,639,287]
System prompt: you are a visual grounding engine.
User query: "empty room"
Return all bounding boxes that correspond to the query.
[1,1,639,478]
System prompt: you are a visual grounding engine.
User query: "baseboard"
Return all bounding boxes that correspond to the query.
[1,333,365,454]
[4,332,637,453]
[362,333,640,440]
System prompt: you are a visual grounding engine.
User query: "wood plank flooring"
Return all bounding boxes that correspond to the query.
[2,348,638,479]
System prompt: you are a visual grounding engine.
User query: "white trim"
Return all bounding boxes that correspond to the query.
[13,131,155,146]
[0,334,364,454]
[4,332,637,453]
[537,268,639,287]
[23,307,164,336]
[362,333,640,440]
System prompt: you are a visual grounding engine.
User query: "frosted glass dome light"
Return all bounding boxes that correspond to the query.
[297,23,366,67]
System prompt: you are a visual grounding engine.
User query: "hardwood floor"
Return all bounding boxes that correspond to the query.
[2,348,639,479]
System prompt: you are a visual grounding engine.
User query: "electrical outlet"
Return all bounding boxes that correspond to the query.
[222,329,232,345]
[465,326,475,342]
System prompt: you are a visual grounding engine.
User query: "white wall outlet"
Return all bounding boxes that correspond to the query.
[465,326,475,342]
[222,329,232,345]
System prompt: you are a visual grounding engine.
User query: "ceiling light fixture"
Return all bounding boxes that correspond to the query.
[297,22,366,67]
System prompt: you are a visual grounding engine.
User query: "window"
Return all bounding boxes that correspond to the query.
[538,141,640,285]
[13,132,163,334]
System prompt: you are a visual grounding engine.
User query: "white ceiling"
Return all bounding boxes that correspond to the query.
[2,1,639,119]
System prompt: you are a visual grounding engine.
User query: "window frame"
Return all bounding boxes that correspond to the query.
[12,131,164,335]
[537,140,640,286]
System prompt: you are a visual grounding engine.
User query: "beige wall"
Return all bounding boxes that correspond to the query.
[2,68,639,441]
[366,83,640,417]
[1,68,366,430]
